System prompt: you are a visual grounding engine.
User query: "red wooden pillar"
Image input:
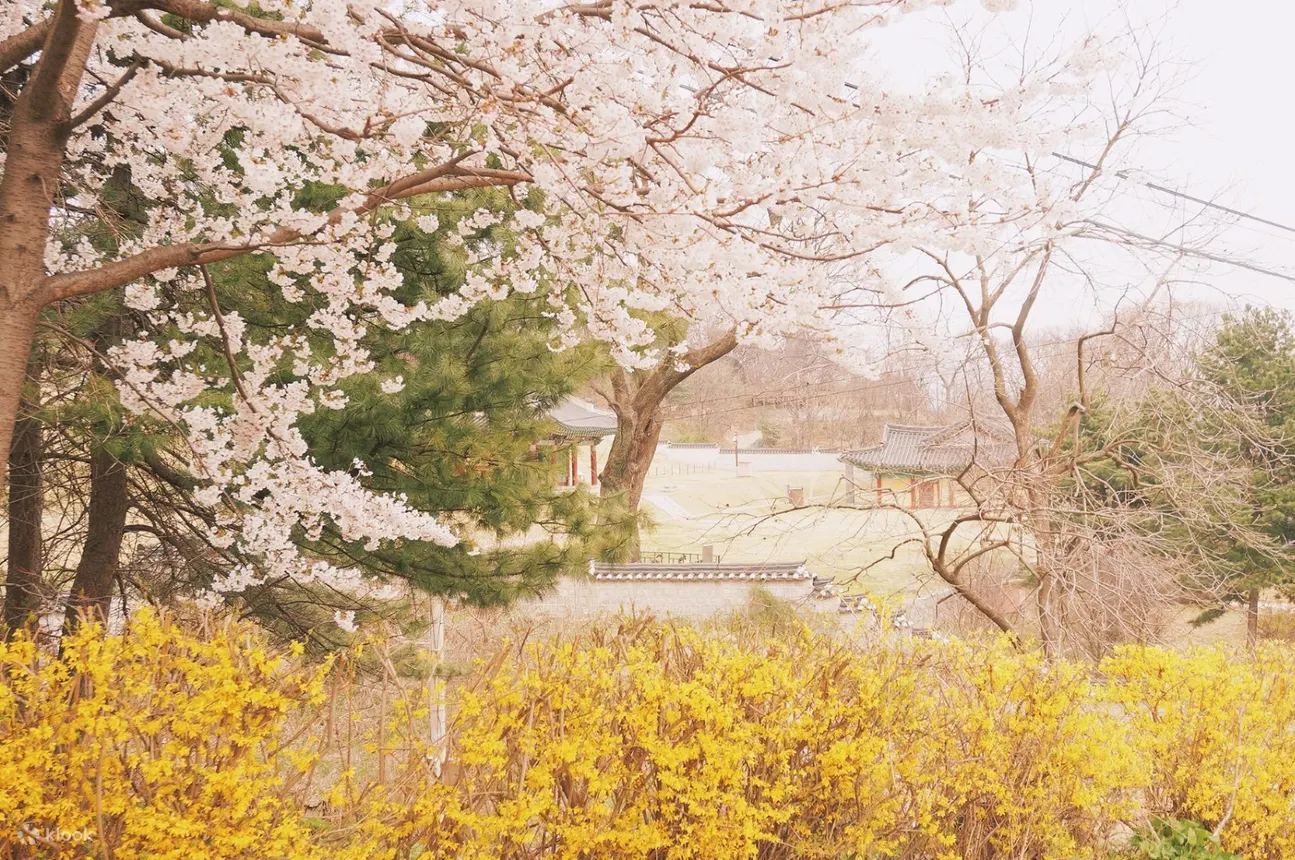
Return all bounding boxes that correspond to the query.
[590,444,598,487]
[569,446,578,486]
[875,473,883,506]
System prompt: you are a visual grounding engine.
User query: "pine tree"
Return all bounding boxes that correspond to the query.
[4,187,622,644]
[286,202,614,607]
[1198,307,1295,641]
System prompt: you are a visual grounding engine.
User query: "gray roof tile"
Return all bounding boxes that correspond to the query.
[839,421,1016,473]
[588,561,811,581]
[550,397,618,436]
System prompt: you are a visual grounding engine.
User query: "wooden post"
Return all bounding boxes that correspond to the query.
[1247,587,1260,649]
[590,443,598,487]
[428,596,447,775]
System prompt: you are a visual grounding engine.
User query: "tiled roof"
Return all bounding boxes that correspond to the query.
[588,561,811,581]
[839,421,1016,473]
[719,447,840,455]
[549,397,618,437]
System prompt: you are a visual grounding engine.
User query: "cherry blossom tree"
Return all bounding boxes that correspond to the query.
[594,325,737,559]
[1,0,1111,607]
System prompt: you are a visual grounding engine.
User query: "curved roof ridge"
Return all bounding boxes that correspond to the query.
[550,396,618,436]
[588,560,812,581]
[840,419,1017,472]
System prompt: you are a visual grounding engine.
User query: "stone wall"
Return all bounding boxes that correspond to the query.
[524,577,821,619]
[656,444,847,473]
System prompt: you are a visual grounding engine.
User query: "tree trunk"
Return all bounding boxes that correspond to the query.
[1036,570,1062,659]
[62,447,129,633]
[600,404,664,560]
[3,353,43,636]
[0,305,39,498]
[597,331,738,561]
[1025,494,1064,659]
[0,4,99,491]
[1247,586,1260,649]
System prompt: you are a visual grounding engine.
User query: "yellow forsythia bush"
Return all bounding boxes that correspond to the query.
[1103,643,1295,860]
[350,626,1139,860]
[6,612,1295,859]
[0,611,327,859]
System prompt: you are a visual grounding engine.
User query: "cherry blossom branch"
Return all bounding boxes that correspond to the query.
[71,59,143,127]
[133,11,188,40]
[200,264,254,409]
[150,0,326,43]
[0,16,51,74]
[43,165,531,301]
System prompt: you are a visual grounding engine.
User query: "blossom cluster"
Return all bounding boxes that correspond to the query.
[8,0,1128,599]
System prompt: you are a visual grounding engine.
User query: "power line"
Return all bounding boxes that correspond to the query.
[1083,219,1295,286]
[1053,152,1295,237]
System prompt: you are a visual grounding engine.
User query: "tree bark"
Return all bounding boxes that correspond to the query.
[600,404,665,560]
[599,330,737,560]
[1029,500,1064,660]
[1036,568,1062,659]
[3,353,43,637]
[0,2,98,492]
[0,306,38,512]
[1247,586,1260,649]
[62,447,129,633]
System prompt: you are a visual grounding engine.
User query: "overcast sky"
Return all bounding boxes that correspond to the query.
[851,0,1295,345]
[1142,0,1295,310]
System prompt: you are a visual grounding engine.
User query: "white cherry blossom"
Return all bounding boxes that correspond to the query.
[0,0,1131,604]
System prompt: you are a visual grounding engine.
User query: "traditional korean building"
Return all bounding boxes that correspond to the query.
[547,397,617,488]
[839,421,1016,509]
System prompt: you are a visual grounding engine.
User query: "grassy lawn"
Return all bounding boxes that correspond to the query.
[639,468,991,599]
[633,467,1257,647]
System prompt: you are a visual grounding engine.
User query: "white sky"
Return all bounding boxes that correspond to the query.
[1139,0,1295,311]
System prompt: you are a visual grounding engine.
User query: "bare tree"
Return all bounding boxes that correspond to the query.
[833,17,1289,657]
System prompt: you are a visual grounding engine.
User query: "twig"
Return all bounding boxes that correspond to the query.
[200,264,256,411]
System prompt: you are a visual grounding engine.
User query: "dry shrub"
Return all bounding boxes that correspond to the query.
[935,544,1186,659]
[932,552,1032,637]
[1054,541,1187,660]
[1257,611,1295,642]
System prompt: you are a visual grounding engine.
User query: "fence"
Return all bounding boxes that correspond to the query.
[637,551,722,564]
[651,463,717,476]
